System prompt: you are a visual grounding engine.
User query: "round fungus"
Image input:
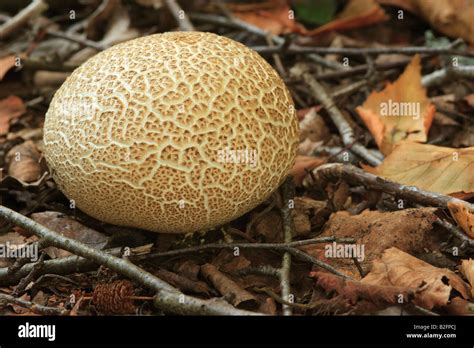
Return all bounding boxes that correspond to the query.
[43,31,299,233]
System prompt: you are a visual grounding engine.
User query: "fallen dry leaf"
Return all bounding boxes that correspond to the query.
[418,0,474,43]
[448,202,474,238]
[232,0,300,35]
[299,107,330,143]
[30,212,109,258]
[6,141,43,183]
[356,55,436,155]
[460,259,474,297]
[232,0,387,37]
[362,247,471,310]
[301,208,439,279]
[363,142,474,199]
[311,271,417,314]
[290,155,327,186]
[0,55,17,81]
[0,95,26,135]
[463,94,474,108]
[444,297,473,315]
[305,0,388,36]
[382,0,474,43]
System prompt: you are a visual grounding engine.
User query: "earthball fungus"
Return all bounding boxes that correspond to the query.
[43,32,299,233]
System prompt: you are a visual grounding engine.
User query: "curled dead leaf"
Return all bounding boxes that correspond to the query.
[0,95,25,135]
[362,247,471,310]
[6,141,43,183]
[448,202,474,237]
[363,142,474,199]
[356,55,435,155]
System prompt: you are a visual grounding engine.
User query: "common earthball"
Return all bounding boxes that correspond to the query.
[43,31,299,233]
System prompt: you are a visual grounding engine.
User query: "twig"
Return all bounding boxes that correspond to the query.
[165,0,195,31]
[7,240,47,276]
[234,265,281,278]
[135,237,355,260]
[305,163,474,247]
[0,293,69,316]
[308,53,347,70]
[434,218,474,249]
[306,163,474,211]
[1,247,122,285]
[0,205,259,315]
[279,177,294,315]
[331,80,368,99]
[422,66,474,88]
[313,57,413,81]
[12,253,45,297]
[23,57,79,72]
[266,35,286,77]
[290,63,382,166]
[253,44,474,58]
[0,0,48,39]
[251,286,314,310]
[188,12,284,45]
[46,30,106,51]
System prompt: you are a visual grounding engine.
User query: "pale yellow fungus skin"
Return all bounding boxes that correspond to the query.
[43,32,299,233]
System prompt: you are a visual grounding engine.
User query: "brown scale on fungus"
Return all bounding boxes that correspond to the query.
[43,31,299,233]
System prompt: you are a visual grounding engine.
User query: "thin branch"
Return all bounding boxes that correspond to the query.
[253,44,474,58]
[12,253,45,297]
[137,238,352,279]
[290,63,382,166]
[422,66,474,87]
[134,237,356,260]
[279,177,294,315]
[188,12,284,45]
[0,0,48,39]
[0,205,259,315]
[0,293,70,315]
[46,30,106,51]
[0,247,123,285]
[305,163,474,247]
[164,0,195,31]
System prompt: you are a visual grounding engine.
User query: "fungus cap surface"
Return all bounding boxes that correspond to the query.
[43,32,299,233]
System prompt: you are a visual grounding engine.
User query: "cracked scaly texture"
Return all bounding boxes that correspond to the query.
[43,32,299,233]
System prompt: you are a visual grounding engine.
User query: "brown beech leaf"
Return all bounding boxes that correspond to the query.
[298,108,329,143]
[290,155,327,186]
[301,208,439,279]
[460,259,474,297]
[311,271,416,314]
[0,95,25,135]
[363,142,474,199]
[378,0,474,43]
[356,55,435,155]
[305,0,388,36]
[232,0,301,35]
[362,247,471,310]
[6,141,43,183]
[448,202,474,238]
[0,55,17,81]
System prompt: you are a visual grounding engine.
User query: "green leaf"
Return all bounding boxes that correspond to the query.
[293,0,338,26]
